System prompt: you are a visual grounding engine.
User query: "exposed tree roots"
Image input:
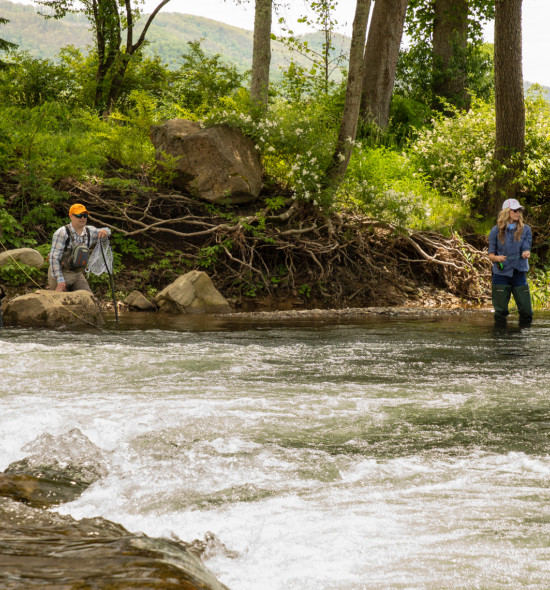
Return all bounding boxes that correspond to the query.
[68,182,492,309]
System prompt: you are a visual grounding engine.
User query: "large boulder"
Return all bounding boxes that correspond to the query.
[154,270,231,314]
[0,247,44,268]
[150,118,262,204]
[3,289,103,328]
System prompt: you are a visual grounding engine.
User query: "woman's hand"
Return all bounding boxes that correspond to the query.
[522,251,531,259]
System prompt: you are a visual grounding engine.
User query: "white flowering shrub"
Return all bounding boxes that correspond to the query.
[337,146,467,230]
[516,92,550,201]
[204,95,338,208]
[410,92,550,206]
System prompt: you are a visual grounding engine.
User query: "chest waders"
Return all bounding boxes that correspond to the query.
[492,283,533,325]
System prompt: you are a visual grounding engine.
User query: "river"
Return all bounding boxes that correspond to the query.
[2,311,550,589]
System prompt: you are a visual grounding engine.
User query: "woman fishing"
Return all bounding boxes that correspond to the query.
[488,198,533,325]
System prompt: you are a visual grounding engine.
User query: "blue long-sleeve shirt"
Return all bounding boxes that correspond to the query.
[488,224,531,277]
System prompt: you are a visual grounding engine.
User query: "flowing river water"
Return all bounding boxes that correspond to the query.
[2,311,550,589]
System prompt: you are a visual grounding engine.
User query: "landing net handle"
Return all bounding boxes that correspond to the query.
[99,239,118,323]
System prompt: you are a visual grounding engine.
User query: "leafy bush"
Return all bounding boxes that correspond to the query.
[336,146,467,229]
[164,40,247,117]
[0,51,80,108]
[409,93,550,210]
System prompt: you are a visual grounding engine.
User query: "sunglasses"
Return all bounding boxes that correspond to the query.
[510,209,522,213]
[73,213,88,219]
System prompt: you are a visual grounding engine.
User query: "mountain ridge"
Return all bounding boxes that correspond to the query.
[0,0,350,76]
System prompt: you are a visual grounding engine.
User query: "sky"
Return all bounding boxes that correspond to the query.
[13,0,550,86]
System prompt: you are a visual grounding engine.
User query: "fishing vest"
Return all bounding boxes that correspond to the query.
[61,225,90,272]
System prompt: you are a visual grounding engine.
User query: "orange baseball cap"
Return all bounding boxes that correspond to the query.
[69,203,88,215]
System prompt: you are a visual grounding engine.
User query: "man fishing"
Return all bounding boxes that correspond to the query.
[48,203,111,293]
[488,198,533,325]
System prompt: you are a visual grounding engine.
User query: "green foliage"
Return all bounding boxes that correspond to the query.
[0,197,39,248]
[105,91,160,168]
[529,263,550,310]
[196,241,232,270]
[336,145,466,230]
[395,42,494,109]
[298,283,312,298]
[398,0,495,108]
[1,102,104,179]
[410,94,550,211]
[0,51,79,107]
[164,40,247,117]
[0,260,44,286]
[111,234,153,262]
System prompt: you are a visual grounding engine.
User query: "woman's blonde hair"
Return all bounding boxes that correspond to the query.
[497,208,524,243]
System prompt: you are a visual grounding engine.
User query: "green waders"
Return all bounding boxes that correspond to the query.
[512,284,533,325]
[492,284,512,324]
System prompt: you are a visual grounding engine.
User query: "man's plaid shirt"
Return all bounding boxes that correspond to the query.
[49,224,111,283]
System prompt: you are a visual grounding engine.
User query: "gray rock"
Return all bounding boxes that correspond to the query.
[150,118,262,204]
[154,270,231,314]
[3,289,103,327]
[124,290,157,311]
[0,247,44,268]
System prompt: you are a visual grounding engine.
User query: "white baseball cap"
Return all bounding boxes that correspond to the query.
[502,198,524,210]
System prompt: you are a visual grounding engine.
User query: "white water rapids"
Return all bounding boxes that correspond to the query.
[2,313,550,589]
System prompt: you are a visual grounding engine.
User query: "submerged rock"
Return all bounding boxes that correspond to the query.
[2,289,104,328]
[1,428,108,508]
[154,270,231,314]
[124,290,157,311]
[0,497,230,590]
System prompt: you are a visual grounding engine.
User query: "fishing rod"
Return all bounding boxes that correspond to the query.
[496,239,550,270]
[99,237,118,323]
[0,284,5,330]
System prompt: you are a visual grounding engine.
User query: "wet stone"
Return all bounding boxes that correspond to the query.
[0,497,230,590]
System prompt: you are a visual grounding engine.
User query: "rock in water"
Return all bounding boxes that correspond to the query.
[0,497,231,590]
[154,270,231,314]
[1,428,108,507]
[2,289,103,328]
[124,290,157,311]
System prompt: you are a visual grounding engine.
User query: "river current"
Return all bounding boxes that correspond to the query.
[2,311,550,589]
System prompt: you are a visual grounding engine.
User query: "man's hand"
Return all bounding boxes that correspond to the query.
[55,282,67,292]
[98,229,108,239]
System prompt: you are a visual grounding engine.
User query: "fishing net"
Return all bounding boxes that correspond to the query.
[87,239,113,276]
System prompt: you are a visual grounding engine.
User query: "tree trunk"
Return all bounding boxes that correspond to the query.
[432,0,469,110]
[360,0,408,130]
[250,0,272,110]
[489,0,525,213]
[326,0,372,185]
